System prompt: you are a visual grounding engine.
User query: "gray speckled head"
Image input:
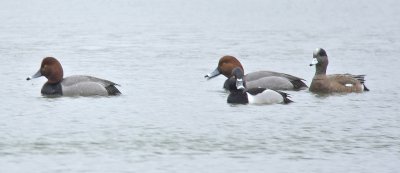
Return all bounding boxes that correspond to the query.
[313,48,327,57]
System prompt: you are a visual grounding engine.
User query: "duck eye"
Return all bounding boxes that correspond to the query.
[41,65,47,72]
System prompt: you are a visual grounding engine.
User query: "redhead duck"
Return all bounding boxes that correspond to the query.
[27,57,121,96]
[309,48,369,93]
[226,67,292,104]
[205,56,307,90]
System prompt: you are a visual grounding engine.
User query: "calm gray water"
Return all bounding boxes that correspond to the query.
[1,0,400,172]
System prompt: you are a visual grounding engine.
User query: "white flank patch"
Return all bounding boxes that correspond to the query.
[247,89,283,104]
[345,83,353,87]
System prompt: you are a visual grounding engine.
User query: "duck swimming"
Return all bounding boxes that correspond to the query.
[309,48,369,93]
[205,55,307,90]
[226,67,292,104]
[27,57,121,97]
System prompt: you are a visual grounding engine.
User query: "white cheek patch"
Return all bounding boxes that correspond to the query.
[345,83,353,87]
[311,58,318,65]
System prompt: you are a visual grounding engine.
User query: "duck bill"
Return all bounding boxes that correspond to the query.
[236,78,245,90]
[204,68,221,80]
[309,58,318,66]
[26,70,42,80]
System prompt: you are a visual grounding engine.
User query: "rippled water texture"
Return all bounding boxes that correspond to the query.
[1,0,399,172]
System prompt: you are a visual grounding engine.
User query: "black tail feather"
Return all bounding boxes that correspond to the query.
[106,85,121,96]
[363,84,370,91]
[350,74,369,91]
[275,90,293,104]
[290,80,308,90]
[283,97,293,104]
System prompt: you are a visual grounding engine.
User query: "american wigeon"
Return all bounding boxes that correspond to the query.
[205,56,307,90]
[309,48,369,93]
[226,67,292,104]
[27,57,121,96]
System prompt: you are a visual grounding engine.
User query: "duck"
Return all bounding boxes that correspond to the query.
[27,57,121,97]
[226,67,292,104]
[205,55,307,90]
[309,48,369,93]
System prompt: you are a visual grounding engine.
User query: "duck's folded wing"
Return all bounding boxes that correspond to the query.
[327,74,361,86]
[344,73,367,84]
[61,75,120,96]
[62,75,119,87]
[246,71,308,90]
[245,71,305,81]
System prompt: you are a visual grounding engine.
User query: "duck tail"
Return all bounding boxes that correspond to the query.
[363,84,370,91]
[106,85,122,96]
[290,80,308,90]
[350,74,369,91]
[283,97,293,104]
[275,90,293,104]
